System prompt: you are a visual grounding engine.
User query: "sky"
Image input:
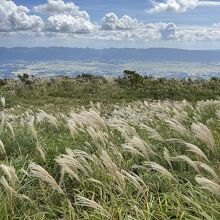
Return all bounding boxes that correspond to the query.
[1,0,220,49]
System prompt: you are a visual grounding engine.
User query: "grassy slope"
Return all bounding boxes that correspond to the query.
[1,77,220,219]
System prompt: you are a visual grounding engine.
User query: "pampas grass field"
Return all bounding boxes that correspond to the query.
[1,90,220,219]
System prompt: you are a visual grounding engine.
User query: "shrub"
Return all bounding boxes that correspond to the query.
[123,70,144,87]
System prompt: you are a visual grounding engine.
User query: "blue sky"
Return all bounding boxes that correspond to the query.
[13,0,220,25]
[1,0,220,49]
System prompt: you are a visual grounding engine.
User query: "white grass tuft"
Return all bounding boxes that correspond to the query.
[145,161,177,182]
[29,162,64,194]
[195,176,220,196]
[181,141,209,162]
[75,195,110,218]
[191,122,216,151]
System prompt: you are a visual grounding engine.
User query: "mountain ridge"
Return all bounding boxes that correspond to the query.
[1,47,220,63]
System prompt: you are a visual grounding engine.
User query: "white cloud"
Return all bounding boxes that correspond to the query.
[1,0,220,45]
[34,0,90,19]
[46,14,95,33]
[148,0,220,13]
[34,0,94,34]
[101,13,142,30]
[0,0,44,32]
[198,1,220,6]
[159,23,177,40]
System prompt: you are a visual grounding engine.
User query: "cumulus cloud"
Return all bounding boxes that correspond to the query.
[1,0,220,44]
[0,0,44,32]
[34,0,95,34]
[46,15,95,33]
[148,0,220,13]
[101,13,142,30]
[159,23,177,40]
[34,0,90,19]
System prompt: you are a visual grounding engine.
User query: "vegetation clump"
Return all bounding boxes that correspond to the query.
[1,71,220,110]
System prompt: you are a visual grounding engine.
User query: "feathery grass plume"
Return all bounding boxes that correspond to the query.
[0,164,18,186]
[108,143,123,165]
[70,149,95,163]
[6,122,15,141]
[108,119,138,140]
[112,125,129,140]
[122,143,145,157]
[0,97,5,108]
[0,176,19,212]
[0,176,31,211]
[100,150,125,192]
[126,136,155,159]
[0,112,5,134]
[195,176,220,196]
[165,118,190,137]
[165,138,181,143]
[55,153,89,183]
[27,116,38,140]
[67,119,78,139]
[191,122,216,151]
[164,148,173,169]
[86,126,101,146]
[81,110,107,131]
[140,124,164,141]
[69,112,92,129]
[75,195,110,219]
[66,149,93,173]
[122,170,146,192]
[29,162,64,194]
[144,162,177,182]
[0,140,6,155]
[171,155,200,173]
[88,178,105,187]
[86,126,107,147]
[181,141,209,162]
[37,110,59,130]
[196,162,218,180]
[36,142,46,162]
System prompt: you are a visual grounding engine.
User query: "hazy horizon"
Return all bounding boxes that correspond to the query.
[1,46,220,51]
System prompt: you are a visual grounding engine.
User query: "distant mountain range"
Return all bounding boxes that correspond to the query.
[1,47,220,63]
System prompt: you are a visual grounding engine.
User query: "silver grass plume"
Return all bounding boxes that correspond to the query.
[37,110,59,130]
[171,155,200,173]
[122,170,147,192]
[164,148,173,169]
[144,162,177,182]
[81,110,107,131]
[0,176,30,212]
[0,140,6,155]
[29,162,64,194]
[6,122,15,141]
[0,164,18,186]
[196,162,218,180]
[180,141,209,162]
[125,136,155,159]
[100,150,125,192]
[195,176,220,196]
[140,124,164,141]
[191,122,216,151]
[165,118,190,137]
[0,97,5,108]
[36,142,46,162]
[75,195,110,219]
